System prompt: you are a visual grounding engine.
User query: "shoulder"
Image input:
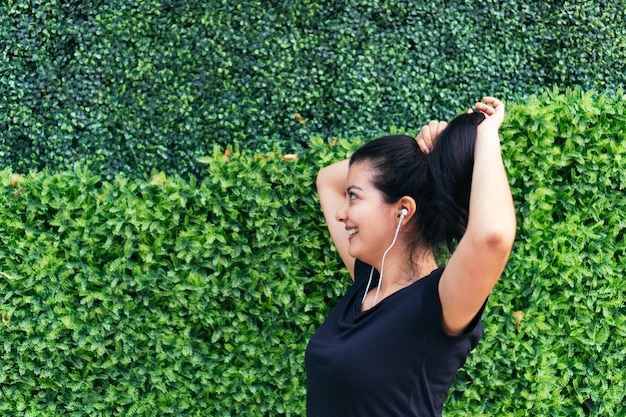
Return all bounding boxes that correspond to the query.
[410,268,484,342]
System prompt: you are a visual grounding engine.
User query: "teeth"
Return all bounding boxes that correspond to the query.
[347,228,359,236]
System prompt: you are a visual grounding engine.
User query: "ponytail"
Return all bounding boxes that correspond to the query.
[349,111,484,254]
[427,111,485,250]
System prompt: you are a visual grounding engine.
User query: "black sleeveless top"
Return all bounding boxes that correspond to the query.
[305,260,484,417]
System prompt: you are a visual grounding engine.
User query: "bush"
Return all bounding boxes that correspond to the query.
[0,141,348,416]
[445,88,626,416]
[1,90,625,415]
[1,0,625,179]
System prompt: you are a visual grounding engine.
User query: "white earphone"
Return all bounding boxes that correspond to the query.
[362,207,410,307]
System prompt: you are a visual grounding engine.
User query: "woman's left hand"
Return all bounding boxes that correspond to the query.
[473,96,505,135]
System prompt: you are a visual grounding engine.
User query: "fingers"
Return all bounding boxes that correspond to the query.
[416,125,432,154]
[416,120,447,154]
[436,120,448,137]
[475,97,504,115]
[475,102,494,115]
[416,97,504,154]
[482,96,504,109]
[475,96,505,130]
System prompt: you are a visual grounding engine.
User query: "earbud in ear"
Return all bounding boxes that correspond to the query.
[400,208,408,217]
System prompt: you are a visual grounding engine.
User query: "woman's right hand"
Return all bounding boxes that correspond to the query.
[415,120,448,154]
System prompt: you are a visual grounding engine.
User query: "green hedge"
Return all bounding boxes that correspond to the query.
[445,89,626,415]
[1,0,625,179]
[1,90,625,415]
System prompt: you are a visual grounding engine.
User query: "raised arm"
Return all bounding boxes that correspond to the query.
[316,159,356,279]
[439,97,517,336]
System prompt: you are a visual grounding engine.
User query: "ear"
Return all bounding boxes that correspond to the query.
[396,196,417,225]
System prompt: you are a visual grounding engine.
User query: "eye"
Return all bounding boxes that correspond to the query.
[348,192,357,201]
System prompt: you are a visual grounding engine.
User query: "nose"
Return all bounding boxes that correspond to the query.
[335,199,348,223]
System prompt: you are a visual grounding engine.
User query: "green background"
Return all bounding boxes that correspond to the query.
[1,0,625,179]
[2,90,626,415]
[1,0,625,415]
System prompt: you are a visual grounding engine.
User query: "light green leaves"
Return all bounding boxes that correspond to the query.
[1,90,625,415]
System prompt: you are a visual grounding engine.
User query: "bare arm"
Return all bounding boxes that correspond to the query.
[439,97,517,336]
[316,159,356,279]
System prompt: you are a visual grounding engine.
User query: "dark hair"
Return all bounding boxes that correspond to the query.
[349,111,485,252]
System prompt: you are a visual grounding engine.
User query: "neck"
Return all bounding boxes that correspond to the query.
[379,245,437,285]
[363,244,437,309]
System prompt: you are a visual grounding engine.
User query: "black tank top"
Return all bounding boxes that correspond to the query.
[305,259,484,417]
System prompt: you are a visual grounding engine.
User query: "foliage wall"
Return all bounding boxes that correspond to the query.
[1,0,625,180]
[1,90,625,416]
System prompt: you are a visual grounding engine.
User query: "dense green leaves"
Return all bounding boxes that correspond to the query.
[445,88,626,416]
[1,91,625,415]
[1,0,625,179]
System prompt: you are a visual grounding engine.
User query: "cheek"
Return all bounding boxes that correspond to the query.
[348,205,370,223]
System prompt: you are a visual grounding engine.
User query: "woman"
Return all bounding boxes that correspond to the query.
[305,97,516,416]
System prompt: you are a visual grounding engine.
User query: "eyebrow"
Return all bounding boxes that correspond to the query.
[346,185,364,193]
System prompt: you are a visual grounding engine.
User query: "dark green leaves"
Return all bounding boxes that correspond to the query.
[2,1,625,180]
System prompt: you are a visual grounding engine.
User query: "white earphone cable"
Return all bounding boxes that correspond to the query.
[361,212,405,307]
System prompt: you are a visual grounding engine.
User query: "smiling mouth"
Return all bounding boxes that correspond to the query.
[347,228,359,239]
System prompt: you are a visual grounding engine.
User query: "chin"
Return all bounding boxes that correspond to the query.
[349,248,374,267]
[347,245,361,261]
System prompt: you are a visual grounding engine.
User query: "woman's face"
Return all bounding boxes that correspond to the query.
[335,162,398,265]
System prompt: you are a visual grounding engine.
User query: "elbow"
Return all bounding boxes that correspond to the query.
[471,218,517,255]
[316,159,350,195]
[316,164,341,192]
[484,229,515,253]
[315,168,328,192]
